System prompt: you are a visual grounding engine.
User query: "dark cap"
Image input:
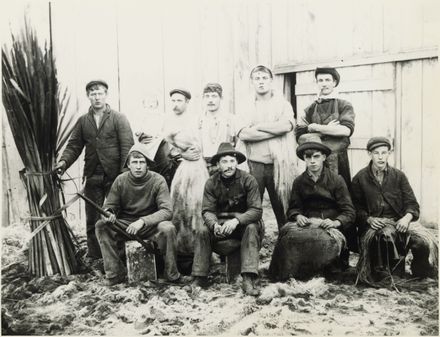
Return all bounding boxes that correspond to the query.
[211,142,246,165]
[250,65,273,79]
[366,137,392,152]
[86,80,108,92]
[296,133,331,160]
[315,67,340,86]
[169,88,191,100]
[203,83,223,97]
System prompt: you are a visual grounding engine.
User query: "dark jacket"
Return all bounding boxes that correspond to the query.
[202,169,262,230]
[60,105,134,179]
[351,162,420,234]
[286,166,355,231]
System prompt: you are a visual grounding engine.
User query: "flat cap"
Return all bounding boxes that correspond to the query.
[366,137,392,152]
[169,88,191,100]
[86,80,108,92]
[315,67,340,86]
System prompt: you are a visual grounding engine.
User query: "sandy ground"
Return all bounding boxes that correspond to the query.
[2,199,438,336]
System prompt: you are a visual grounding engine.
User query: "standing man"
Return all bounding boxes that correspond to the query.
[95,144,188,285]
[56,80,134,261]
[238,65,299,229]
[295,67,355,190]
[191,143,263,296]
[352,137,438,285]
[198,83,237,174]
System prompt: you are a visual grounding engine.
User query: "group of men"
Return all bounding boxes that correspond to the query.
[56,65,437,295]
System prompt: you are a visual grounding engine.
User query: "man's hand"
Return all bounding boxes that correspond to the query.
[181,147,201,161]
[126,219,145,235]
[221,218,239,236]
[319,219,341,229]
[54,161,67,175]
[213,223,226,238]
[367,217,390,230]
[296,214,310,227]
[396,214,412,233]
[101,209,116,223]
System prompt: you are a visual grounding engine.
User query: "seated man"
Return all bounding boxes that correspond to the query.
[352,137,438,285]
[269,133,356,280]
[191,143,263,296]
[95,143,188,286]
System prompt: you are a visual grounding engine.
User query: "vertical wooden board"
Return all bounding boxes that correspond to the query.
[421,58,439,225]
[271,0,289,66]
[382,0,401,53]
[339,91,372,139]
[351,1,374,57]
[296,95,315,122]
[247,1,258,68]
[400,60,423,202]
[398,2,424,51]
[287,0,305,64]
[422,1,440,48]
[371,90,395,139]
[255,1,272,67]
[349,149,371,178]
[370,1,385,54]
[116,2,165,133]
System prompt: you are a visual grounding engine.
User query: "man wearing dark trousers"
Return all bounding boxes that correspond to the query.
[56,80,134,261]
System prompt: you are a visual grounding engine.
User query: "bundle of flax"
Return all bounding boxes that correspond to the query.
[2,20,80,276]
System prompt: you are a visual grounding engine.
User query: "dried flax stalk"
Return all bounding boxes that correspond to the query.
[2,18,80,276]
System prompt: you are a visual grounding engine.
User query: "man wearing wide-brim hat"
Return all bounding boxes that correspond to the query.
[191,142,264,296]
[295,66,355,191]
[268,133,356,280]
[352,137,438,286]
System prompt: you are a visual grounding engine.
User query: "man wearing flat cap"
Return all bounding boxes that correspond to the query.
[296,67,355,191]
[269,134,356,279]
[191,142,263,296]
[56,80,134,262]
[352,137,438,285]
[198,83,237,175]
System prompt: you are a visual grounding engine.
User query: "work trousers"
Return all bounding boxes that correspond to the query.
[248,160,286,229]
[192,221,263,277]
[84,174,113,259]
[95,219,180,281]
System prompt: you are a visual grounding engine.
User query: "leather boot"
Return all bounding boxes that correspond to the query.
[242,273,260,296]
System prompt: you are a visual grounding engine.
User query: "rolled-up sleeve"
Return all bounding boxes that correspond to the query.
[235,175,262,226]
[338,101,355,137]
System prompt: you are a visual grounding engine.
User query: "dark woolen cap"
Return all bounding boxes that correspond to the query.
[86,80,108,92]
[315,67,340,86]
[169,88,191,100]
[366,137,392,152]
[203,83,223,97]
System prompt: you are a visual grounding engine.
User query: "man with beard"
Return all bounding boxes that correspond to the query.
[95,144,189,286]
[191,143,263,296]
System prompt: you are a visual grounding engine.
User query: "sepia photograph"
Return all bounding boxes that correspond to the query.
[2,0,439,335]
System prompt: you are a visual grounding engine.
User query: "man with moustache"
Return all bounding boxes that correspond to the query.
[56,80,134,261]
[352,137,437,284]
[191,143,263,296]
[198,83,237,174]
[295,67,355,190]
[95,144,189,286]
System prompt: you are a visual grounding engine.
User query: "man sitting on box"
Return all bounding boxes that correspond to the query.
[95,143,189,286]
[191,143,263,296]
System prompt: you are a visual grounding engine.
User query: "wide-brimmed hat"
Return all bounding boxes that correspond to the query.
[169,88,191,100]
[296,133,331,160]
[315,67,340,86]
[86,80,108,92]
[366,137,392,152]
[211,142,246,165]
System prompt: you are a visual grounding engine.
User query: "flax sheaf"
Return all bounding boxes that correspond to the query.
[356,222,438,287]
[168,131,209,255]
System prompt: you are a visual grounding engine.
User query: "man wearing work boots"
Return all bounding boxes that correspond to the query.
[95,144,189,286]
[269,134,355,280]
[191,143,263,296]
[352,137,438,286]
